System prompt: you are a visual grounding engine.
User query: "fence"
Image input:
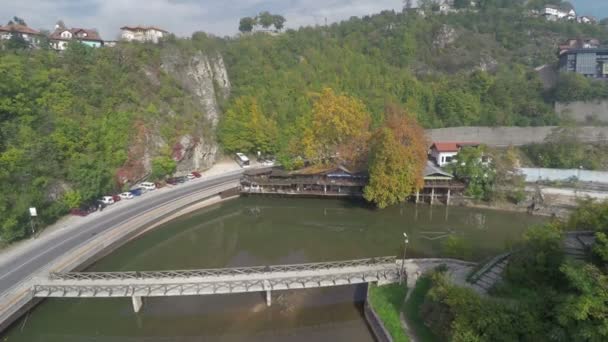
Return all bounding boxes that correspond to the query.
[520,168,608,183]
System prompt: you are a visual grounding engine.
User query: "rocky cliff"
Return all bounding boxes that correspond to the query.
[116,49,231,183]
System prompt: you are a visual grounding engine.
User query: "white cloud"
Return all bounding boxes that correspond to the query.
[2,0,404,39]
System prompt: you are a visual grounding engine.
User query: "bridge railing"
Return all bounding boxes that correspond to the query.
[48,256,397,281]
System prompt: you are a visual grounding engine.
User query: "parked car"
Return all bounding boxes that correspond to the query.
[187,174,195,180]
[155,182,165,189]
[129,188,143,196]
[176,176,188,183]
[166,177,179,185]
[119,192,134,200]
[112,194,121,202]
[100,196,115,205]
[261,159,276,167]
[70,208,89,217]
[191,171,202,178]
[139,182,156,191]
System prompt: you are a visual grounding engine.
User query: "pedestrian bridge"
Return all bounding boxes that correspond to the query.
[33,257,400,312]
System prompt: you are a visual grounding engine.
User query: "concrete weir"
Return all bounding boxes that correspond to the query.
[0,181,239,333]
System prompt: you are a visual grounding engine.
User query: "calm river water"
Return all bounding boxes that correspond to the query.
[2,197,546,341]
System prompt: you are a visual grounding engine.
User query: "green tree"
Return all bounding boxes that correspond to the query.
[557,262,608,341]
[447,146,495,200]
[239,17,256,33]
[257,11,275,29]
[151,156,176,180]
[272,15,286,31]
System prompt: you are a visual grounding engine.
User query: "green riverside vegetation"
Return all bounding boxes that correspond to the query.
[368,283,409,342]
[417,199,608,341]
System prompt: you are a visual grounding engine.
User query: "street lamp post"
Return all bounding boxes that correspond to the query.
[400,233,409,284]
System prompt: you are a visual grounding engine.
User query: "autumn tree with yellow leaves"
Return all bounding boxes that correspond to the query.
[301,88,371,166]
[364,105,427,208]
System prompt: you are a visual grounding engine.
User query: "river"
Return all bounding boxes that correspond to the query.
[2,197,546,341]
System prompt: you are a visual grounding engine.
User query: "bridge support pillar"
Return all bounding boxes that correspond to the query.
[266,290,272,307]
[430,187,435,205]
[132,295,143,313]
[415,191,419,204]
[447,189,451,206]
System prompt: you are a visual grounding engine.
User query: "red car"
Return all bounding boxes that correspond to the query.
[70,208,89,217]
[191,171,202,178]
[112,194,121,202]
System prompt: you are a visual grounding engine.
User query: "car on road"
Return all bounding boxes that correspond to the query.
[139,182,156,191]
[176,176,188,183]
[191,171,202,178]
[100,196,115,205]
[112,194,121,202]
[261,159,276,167]
[119,192,134,200]
[166,177,179,185]
[129,188,143,196]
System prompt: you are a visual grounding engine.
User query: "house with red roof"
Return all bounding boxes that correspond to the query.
[120,26,169,43]
[49,22,103,51]
[430,142,480,167]
[0,23,41,46]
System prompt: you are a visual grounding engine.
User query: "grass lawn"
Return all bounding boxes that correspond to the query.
[368,283,409,342]
[403,276,439,342]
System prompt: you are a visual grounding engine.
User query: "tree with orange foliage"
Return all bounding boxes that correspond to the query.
[301,88,371,166]
[364,105,427,208]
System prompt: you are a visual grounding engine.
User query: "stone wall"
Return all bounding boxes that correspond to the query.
[556,100,608,124]
[426,126,608,146]
[364,284,393,342]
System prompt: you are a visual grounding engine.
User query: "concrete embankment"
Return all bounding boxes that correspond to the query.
[426,126,608,146]
[0,181,238,333]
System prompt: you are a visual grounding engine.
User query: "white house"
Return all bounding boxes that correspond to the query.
[0,23,41,46]
[120,26,168,43]
[49,23,104,50]
[430,142,480,167]
[543,5,576,21]
[577,16,597,24]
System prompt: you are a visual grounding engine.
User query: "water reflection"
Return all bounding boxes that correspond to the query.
[2,197,545,341]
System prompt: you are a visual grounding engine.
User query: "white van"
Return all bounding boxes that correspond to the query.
[235,153,250,168]
[139,182,157,191]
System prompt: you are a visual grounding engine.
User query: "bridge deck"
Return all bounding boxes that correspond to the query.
[33,257,399,298]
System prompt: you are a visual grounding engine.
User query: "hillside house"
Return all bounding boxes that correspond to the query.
[120,26,168,43]
[50,23,103,50]
[577,16,597,24]
[429,142,480,167]
[543,5,576,21]
[558,38,600,54]
[0,23,41,46]
[559,48,608,79]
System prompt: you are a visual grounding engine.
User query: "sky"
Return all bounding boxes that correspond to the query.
[2,0,608,40]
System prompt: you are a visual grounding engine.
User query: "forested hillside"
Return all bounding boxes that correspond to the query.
[0,37,228,242]
[3,1,608,241]
[219,4,608,159]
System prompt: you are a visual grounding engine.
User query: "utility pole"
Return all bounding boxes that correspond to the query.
[29,207,37,237]
[400,233,409,284]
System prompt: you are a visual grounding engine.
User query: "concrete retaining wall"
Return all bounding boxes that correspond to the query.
[556,100,608,124]
[426,126,608,146]
[521,168,608,183]
[364,284,393,342]
[0,183,238,333]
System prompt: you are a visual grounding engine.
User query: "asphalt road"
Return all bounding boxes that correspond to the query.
[0,170,243,296]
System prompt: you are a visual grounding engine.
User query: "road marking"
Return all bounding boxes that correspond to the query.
[0,180,238,284]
